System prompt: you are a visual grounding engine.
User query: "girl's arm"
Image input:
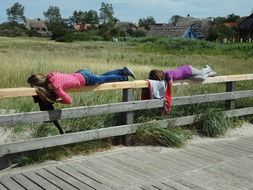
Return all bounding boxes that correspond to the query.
[54,88,72,104]
[169,78,173,96]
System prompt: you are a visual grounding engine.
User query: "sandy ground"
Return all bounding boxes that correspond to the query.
[189,122,253,144]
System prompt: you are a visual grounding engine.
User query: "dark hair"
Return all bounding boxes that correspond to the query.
[149,70,165,81]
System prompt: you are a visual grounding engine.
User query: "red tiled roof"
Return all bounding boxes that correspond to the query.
[224,22,238,27]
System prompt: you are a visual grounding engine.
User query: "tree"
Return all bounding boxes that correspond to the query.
[212,16,226,25]
[6,2,25,23]
[43,6,67,40]
[87,10,99,24]
[72,10,99,24]
[226,14,240,22]
[207,24,236,42]
[170,15,183,25]
[99,2,114,25]
[138,16,156,30]
[72,10,87,24]
[43,6,62,24]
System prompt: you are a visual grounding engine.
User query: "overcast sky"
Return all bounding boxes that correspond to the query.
[1,0,252,23]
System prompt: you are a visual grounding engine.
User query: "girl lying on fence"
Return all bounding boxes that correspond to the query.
[27,66,136,104]
[151,64,217,82]
[142,64,217,112]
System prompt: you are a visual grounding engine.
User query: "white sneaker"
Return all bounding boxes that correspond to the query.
[208,71,217,77]
[123,66,136,79]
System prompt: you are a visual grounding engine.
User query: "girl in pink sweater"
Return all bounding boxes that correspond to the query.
[27,67,135,104]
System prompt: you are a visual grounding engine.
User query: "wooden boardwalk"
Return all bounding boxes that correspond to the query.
[1,132,253,190]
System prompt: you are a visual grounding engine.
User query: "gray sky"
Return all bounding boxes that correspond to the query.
[0,0,252,23]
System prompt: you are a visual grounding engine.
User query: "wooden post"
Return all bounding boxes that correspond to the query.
[225,81,236,110]
[121,88,134,145]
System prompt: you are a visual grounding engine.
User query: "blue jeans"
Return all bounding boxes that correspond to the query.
[76,69,128,85]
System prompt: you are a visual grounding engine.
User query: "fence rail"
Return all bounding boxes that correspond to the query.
[1,74,253,155]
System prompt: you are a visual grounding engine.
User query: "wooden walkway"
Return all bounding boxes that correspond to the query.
[1,133,253,190]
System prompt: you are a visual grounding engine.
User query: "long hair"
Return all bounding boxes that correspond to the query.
[149,69,165,81]
[27,74,57,103]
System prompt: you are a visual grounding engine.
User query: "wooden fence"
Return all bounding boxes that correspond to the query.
[1,74,253,156]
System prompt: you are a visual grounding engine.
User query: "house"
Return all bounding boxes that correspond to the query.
[74,23,99,32]
[147,17,208,39]
[148,24,205,39]
[115,22,138,31]
[25,19,50,37]
[237,13,253,41]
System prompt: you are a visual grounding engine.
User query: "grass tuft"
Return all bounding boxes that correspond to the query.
[133,123,192,147]
[15,140,111,166]
[195,109,230,137]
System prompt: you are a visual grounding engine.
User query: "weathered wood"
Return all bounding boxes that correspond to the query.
[34,168,76,190]
[1,107,253,155]
[172,90,253,106]
[43,167,94,190]
[122,88,134,145]
[225,81,236,110]
[2,90,253,127]
[0,176,25,189]
[1,74,253,99]
[56,164,112,190]
[69,162,122,190]
[2,134,253,189]
[0,99,163,127]
[0,183,7,190]
[81,159,135,186]
[10,173,43,190]
[22,171,60,190]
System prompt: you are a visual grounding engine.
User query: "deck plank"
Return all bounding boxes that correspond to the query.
[11,173,43,190]
[80,158,136,186]
[35,168,78,190]
[0,176,25,190]
[44,166,95,190]
[0,183,8,190]
[22,170,61,190]
[56,164,112,190]
[70,162,123,190]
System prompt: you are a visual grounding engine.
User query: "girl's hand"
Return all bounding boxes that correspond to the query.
[56,98,62,102]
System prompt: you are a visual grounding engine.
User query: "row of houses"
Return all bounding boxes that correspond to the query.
[147,17,208,39]
[148,14,253,41]
[25,13,253,41]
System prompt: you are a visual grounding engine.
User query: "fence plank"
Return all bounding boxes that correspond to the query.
[225,82,236,110]
[172,90,253,106]
[1,90,253,127]
[1,74,253,99]
[122,88,134,145]
[0,99,163,127]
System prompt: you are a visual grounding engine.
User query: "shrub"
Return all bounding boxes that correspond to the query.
[133,123,191,147]
[195,109,230,137]
[55,31,103,42]
[0,22,26,37]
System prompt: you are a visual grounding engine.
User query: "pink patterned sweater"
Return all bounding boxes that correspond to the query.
[47,72,86,104]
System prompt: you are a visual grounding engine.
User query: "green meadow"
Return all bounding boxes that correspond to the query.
[1,36,253,164]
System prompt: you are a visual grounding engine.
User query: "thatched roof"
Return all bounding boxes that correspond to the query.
[25,19,47,31]
[148,24,188,37]
[237,14,253,30]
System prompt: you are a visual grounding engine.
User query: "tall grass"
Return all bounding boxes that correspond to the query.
[195,109,231,137]
[133,123,192,147]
